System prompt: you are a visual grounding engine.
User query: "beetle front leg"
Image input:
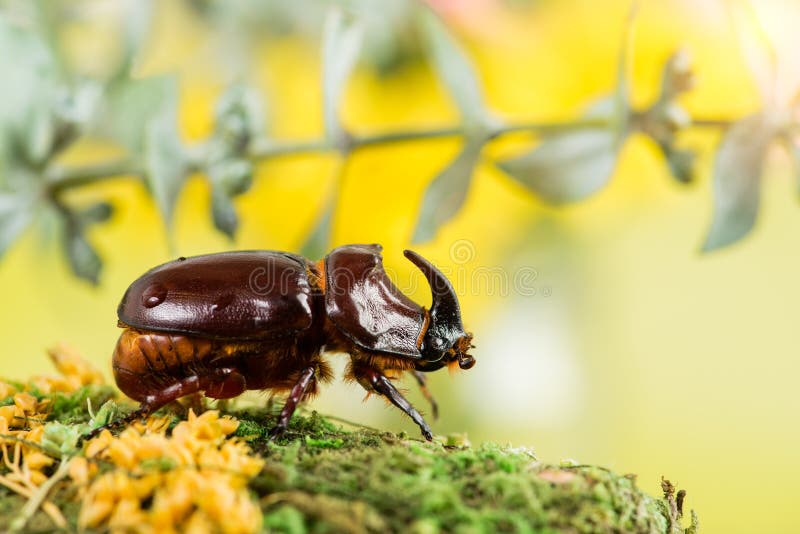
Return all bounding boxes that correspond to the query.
[355,365,433,441]
[268,366,316,440]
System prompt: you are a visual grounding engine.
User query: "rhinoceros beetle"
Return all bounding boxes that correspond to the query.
[91,244,474,441]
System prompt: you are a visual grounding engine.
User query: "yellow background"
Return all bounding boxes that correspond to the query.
[1,1,799,532]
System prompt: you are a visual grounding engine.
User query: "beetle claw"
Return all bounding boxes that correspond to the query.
[78,406,150,446]
[421,427,433,442]
[267,425,286,441]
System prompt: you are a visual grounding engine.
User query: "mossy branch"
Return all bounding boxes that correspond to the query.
[0,402,701,533]
[237,407,699,533]
[0,357,700,533]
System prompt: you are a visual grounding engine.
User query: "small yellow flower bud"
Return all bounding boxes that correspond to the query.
[13,392,37,413]
[0,404,16,427]
[85,430,113,458]
[69,457,90,485]
[108,441,137,470]
[24,451,54,471]
[218,416,239,436]
[29,469,48,485]
[79,495,115,528]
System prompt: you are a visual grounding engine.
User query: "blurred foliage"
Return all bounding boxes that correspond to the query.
[0,0,799,283]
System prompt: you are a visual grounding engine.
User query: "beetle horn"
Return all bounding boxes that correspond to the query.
[404,250,469,362]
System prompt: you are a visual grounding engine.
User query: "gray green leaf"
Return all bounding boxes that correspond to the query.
[0,18,54,128]
[613,2,637,127]
[78,202,114,225]
[0,17,59,166]
[658,142,695,184]
[412,138,484,243]
[419,9,485,126]
[205,83,262,239]
[121,0,155,71]
[211,187,238,240]
[143,109,188,228]
[210,159,254,197]
[208,159,253,238]
[702,113,777,252]
[100,75,176,152]
[0,191,35,259]
[63,223,102,285]
[786,139,800,198]
[214,84,265,153]
[497,100,623,204]
[321,7,363,142]
[300,197,335,260]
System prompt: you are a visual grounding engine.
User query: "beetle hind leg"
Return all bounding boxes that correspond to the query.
[205,368,247,399]
[353,363,433,441]
[81,367,244,443]
[80,405,152,443]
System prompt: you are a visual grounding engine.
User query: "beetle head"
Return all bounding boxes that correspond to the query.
[404,250,475,371]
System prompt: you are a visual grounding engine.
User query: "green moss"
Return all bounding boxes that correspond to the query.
[49,384,117,425]
[230,407,697,534]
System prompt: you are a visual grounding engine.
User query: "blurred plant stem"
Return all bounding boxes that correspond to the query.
[43,115,731,195]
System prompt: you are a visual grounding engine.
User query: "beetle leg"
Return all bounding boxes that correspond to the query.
[268,366,316,440]
[205,368,247,399]
[411,370,439,421]
[81,368,240,443]
[356,366,433,441]
[81,376,204,442]
[80,406,151,443]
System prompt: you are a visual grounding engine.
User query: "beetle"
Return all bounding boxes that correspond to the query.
[91,244,474,441]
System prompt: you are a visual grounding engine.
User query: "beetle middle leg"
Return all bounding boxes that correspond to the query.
[411,370,439,421]
[268,366,316,440]
[353,364,433,441]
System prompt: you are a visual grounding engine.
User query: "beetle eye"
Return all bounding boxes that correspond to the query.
[431,337,446,350]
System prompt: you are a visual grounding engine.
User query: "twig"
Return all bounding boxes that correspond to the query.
[0,475,66,527]
[248,138,332,158]
[0,474,68,530]
[0,433,64,459]
[9,456,71,532]
[40,115,730,195]
[45,157,141,194]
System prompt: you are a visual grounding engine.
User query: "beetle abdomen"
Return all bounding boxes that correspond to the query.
[112,328,215,402]
[118,252,316,341]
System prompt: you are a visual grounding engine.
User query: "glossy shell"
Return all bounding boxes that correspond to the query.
[324,244,425,358]
[118,251,314,340]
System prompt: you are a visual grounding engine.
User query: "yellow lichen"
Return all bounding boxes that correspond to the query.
[78,410,263,533]
[47,343,106,387]
[0,345,106,528]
